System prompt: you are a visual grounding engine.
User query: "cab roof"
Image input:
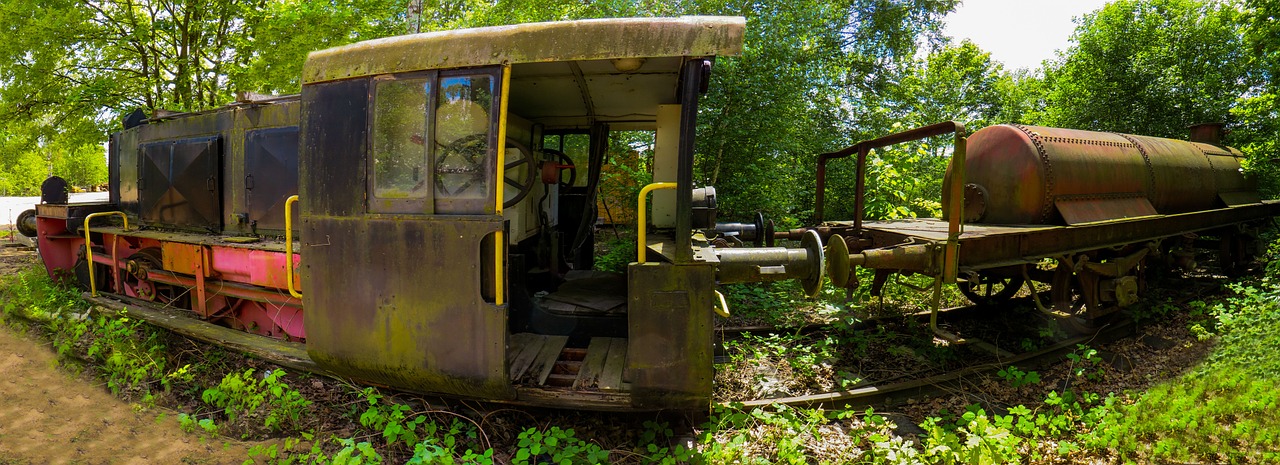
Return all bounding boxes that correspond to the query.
[301,16,746,84]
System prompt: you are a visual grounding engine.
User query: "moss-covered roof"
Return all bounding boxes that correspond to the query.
[302,16,745,84]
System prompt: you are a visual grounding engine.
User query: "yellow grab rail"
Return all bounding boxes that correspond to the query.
[492,63,513,306]
[285,195,302,298]
[636,182,678,264]
[83,211,129,297]
[713,289,730,318]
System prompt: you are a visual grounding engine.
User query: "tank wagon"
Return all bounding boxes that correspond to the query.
[16,16,1279,411]
[804,121,1279,333]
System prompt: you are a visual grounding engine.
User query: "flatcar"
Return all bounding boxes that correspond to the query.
[798,121,1279,334]
[15,16,1278,412]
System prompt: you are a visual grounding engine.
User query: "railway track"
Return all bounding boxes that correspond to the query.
[727,317,1133,410]
[82,289,1133,412]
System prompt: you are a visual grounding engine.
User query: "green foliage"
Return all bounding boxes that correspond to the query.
[0,265,169,397]
[593,235,636,274]
[201,368,312,435]
[1065,344,1105,381]
[1073,235,1280,462]
[996,366,1041,389]
[0,0,407,195]
[512,426,610,465]
[1042,0,1252,138]
[178,413,219,436]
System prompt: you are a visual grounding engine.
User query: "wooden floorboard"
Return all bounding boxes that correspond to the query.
[507,333,547,382]
[573,337,611,390]
[528,335,569,385]
[597,338,627,391]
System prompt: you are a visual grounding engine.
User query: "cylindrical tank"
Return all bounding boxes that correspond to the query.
[943,124,1250,225]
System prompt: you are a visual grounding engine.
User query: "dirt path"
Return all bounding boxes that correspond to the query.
[0,267,270,464]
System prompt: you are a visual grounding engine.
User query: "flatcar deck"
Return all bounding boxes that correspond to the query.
[844,201,1280,270]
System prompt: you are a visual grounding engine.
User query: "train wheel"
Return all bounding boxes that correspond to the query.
[959,274,1024,307]
[1051,265,1112,334]
[122,248,186,307]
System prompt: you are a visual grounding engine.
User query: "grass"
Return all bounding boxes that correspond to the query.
[5,238,1280,463]
[1079,279,1280,463]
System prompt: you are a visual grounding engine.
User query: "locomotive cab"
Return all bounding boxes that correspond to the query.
[297,17,747,409]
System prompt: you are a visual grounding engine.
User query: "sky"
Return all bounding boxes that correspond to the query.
[942,0,1113,71]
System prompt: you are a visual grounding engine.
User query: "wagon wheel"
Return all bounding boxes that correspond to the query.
[1051,264,1103,334]
[958,274,1024,307]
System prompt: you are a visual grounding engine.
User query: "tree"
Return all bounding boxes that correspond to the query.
[1233,0,1280,195]
[1041,0,1253,139]
[0,0,408,193]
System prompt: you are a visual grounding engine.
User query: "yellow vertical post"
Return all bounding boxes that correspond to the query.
[82,211,129,297]
[636,182,678,264]
[285,195,302,298]
[493,63,512,305]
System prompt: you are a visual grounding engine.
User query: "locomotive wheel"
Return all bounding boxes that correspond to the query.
[959,274,1024,307]
[122,248,185,306]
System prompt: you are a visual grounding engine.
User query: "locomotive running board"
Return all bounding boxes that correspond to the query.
[80,292,343,380]
[82,292,645,411]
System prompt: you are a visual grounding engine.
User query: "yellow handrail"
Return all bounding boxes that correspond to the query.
[83,211,129,297]
[493,63,512,306]
[285,195,302,298]
[713,289,730,318]
[636,182,678,264]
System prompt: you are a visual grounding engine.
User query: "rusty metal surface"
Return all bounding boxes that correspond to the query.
[954,125,1253,225]
[161,242,206,277]
[112,96,301,235]
[1055,195,1156,225]
[816,121,964,224]
[115,130,140,213]
[244,126,300,231]
[846,201,1280,272]
[301,79,369,217]
[302,215,513,401]
[303,17,745,84]
[138,136,223,230]
[626,262,714,409]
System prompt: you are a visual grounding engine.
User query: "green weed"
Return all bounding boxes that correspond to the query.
[201,368,312,436]
[996,366,1041,388]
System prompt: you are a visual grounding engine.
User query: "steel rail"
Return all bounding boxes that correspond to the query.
[724,317,1134,411]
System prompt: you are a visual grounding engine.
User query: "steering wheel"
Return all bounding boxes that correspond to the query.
[540,148,577,189]
[433,133,537,208]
